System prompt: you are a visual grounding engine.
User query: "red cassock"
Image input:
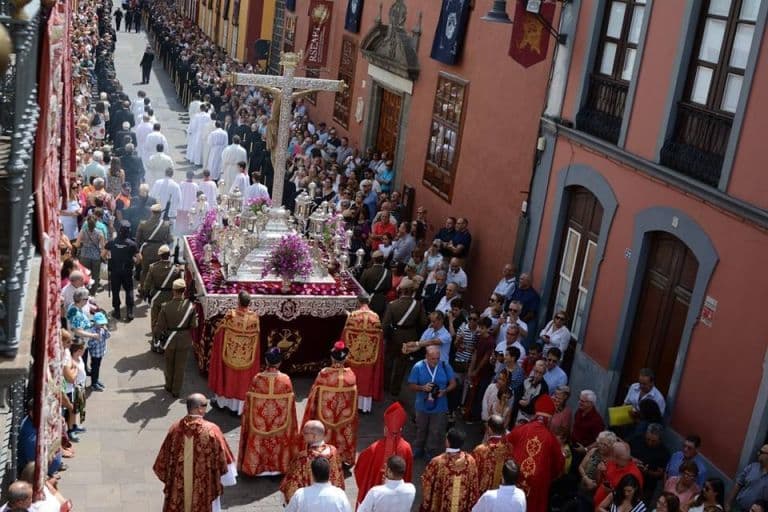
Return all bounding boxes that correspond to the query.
[237,369,299,476]
[301,365,359,466]
[279,442,345,503]
[419,451,479,512]
[207,308,261,403]
[472,435,513,496]
[341,305,384,401]
[153,415,236,512]
[506,418,566,512]
[354,402,414,506]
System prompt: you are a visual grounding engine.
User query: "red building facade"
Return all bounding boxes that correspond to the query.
[280,0,561,305]
[524,0,768,478]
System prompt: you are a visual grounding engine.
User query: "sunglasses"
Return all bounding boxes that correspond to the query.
[509,309,520,313]
[555,315,565,320]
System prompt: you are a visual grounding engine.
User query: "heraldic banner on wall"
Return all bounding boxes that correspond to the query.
[344,0,364,33]
[509,0,556,68]
[286,0,296,11]
[430,0,471,65]
[305,0,334,67]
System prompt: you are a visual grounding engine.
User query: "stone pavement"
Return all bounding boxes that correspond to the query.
[58,23,484,511]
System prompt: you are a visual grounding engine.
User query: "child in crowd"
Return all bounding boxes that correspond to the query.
[88,312,110,391]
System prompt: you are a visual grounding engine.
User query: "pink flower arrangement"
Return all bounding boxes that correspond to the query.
[194,209,219,245]
[247,196,272,215]
[262,233,313,281]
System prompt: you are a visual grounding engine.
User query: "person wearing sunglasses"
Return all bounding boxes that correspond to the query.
[539,310,571,356]
[688,478,725,512]
[543,347,568,394]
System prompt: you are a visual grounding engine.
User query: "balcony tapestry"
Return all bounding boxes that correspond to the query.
[34,0,72,492]
[304,0,334,67]
[508,0,555,68]
[430,0,471,65]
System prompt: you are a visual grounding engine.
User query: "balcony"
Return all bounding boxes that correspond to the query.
[576,74,628,145]
[660,102,732,188]
[0,5,40,358]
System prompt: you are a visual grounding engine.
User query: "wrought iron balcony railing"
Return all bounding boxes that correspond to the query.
[576,74,628,145]
[660,102,733,187]
[0,7,40,358]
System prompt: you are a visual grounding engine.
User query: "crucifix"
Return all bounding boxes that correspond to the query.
[230,52,346,207]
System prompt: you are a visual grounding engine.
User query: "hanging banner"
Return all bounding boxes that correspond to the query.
[305,0,334,67]
[509,0,555,68]
[430,0,471,65]
[344,0,364,33]
[286,0,295,12]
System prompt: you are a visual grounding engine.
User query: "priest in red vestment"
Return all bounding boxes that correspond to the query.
[153,393,237,512]
[301,341,359,466]
[505,394,565,512]
[208,291,261,414]
[279,419,345,504]
[354,402,414,506]
[420,428,479,512]
[238,347,299,477]
[341,295,384,413]
[473,414,513,496]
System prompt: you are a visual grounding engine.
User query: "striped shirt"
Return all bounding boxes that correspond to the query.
[454,322,477,363]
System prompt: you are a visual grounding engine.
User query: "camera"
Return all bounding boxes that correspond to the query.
[429,386,441,401]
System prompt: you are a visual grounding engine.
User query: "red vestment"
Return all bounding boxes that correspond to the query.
[472,436,513,496]
[153,415,235,512]
[301,365,359,466]
[354,402,413,506]
[419,451,479,512]
[341,305,384,401]
[238,368,299,476]
[279,442,345,503]
[207,307,261,405]
[506,418,565,512]
[592,460,644,508]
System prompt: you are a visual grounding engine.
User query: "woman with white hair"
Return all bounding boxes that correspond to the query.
[578,431,618,494]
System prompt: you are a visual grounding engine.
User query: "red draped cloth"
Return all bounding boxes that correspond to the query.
[419,451,479,512]
[153,415,235,512]
[301,365,359,465]
[279,442,345,503]
[341,305,384,401]
[238,369,299,476]
[506,418,565,512]
[472,436,513,496]
[354,402,413,506]
[208,308,261,403]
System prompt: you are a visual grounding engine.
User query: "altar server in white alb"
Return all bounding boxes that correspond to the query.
[201,114,217,169]
[135,113,153,161]
[143,124,169,173]
[206,121,229,181]
[230,161,250,197]
[177,170,200,235]
[146,143,174,187]
[199,168,219,206]
[187,104,212,166]
[220,135,248,187]
[150,167,181,228]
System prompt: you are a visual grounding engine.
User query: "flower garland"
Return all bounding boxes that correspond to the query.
[262,233,313,281]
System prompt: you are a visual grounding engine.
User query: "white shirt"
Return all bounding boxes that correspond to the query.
[230,172,250,196]
[150,177,182,219]
[435,295,456,315]
[471,484,527,512]
[539,320,571,354]
[447,267,468,290]
[285,482,351,512]
[199,179,218,207]
[496,318,529,345]
[624,383,666,415]
[135,121,153,157]
[494,277,517,298]
[358,479,416,512]
[179,181,200,211]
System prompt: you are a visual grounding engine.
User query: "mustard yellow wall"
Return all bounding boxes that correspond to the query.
[190,0,276,62]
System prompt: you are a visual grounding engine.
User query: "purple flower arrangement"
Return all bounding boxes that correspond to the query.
[322,212,350,250]
[262,233,314,281]
[194,209,218,245]
[246,196,272,215]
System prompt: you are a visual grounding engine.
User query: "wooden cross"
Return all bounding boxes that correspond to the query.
[230,52,346,207]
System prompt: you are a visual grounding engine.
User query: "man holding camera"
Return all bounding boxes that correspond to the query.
[407,346,457,460]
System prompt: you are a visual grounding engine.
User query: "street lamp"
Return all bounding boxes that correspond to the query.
[481,0,512,23]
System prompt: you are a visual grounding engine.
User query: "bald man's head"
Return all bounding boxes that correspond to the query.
[302,420,326,444]
[185,393,208,413]
[8,480,32,508]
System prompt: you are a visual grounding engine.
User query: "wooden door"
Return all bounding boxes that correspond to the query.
[619,232,698,399]
[551,187,604,340]
[375,89,401,156]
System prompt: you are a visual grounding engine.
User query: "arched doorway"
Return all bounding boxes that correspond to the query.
[618,232,698,400]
